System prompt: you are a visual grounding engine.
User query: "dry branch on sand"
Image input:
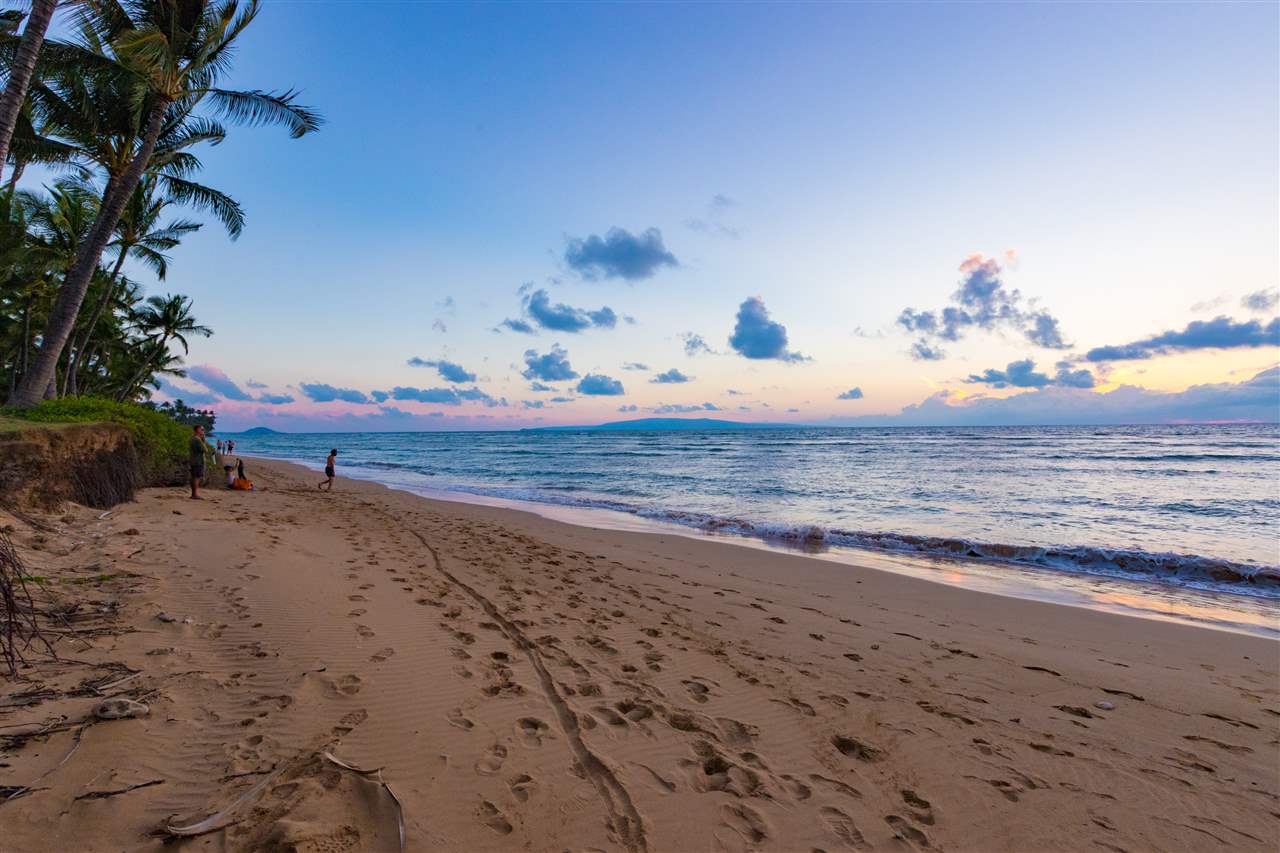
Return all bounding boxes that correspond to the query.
[1,532,55,676]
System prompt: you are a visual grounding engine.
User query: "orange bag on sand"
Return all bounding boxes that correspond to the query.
[231,479,254,491]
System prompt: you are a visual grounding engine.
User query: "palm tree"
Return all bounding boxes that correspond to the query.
[115,291,208,401]
[11,0,320,406]
[64,174,202,393]
[0,0,58,182]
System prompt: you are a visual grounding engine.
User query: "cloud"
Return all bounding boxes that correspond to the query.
[1085,316,1280,362]
[521,345,578,382]
[911,340,945,361]
[1243,289,1279,313]
[652,368,691,384]
[685,194,740,239]
[522,400,545,409]
[726,389,745,396]
[246,379,267,389]
[898,253,1069,359]
[728,297,806,361]
[390,386,505,407]
[837,387,864,400]
[549,396,575,403]
[827,367,1279,426]
[1053,362,1097,388]
[529,381,556,392]
[1025,312,1067,349]
[680,332,713,356]
[432,319,448,333]
[300,383,370,404]
[518,288,618,333]
[156,378,218,406]
[500,318,536,334]
[1191,294,1228,313]
[652,402,722,414]
[618,404,639,413]
[564,227,678,281]
[576,374,625,396]
[621,362,649,371]
[187,365,251,401]
[255,393,295,405]
[966,359,1051,388]
[371,390,389,403]
[437,296,456,313]
[966,358,1097,389]
[407,357,477,383]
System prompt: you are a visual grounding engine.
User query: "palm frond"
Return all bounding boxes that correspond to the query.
[203,87,322,138]
[156,173,243,237]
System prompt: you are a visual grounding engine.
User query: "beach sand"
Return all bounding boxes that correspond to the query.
[2,457,1276,852]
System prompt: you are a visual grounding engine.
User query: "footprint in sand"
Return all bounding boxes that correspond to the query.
[901,790,935,826]
[355,625,376,639]
[347,609,366,618]
[720,803,769,844]
[475,744,507,775]
[447,709,474,730]
[832,735,886,762]
[683,680,711,704]
[508,773,536,802]
[348,594,367,602]
[370,647,395,662]
[517,717,551,746]
[885,815,930,848]
[479,800,513,834]
[821,806,867,848]
[332,674,362,696]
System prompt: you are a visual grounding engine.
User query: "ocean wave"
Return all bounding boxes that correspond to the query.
[429,483,1280,597]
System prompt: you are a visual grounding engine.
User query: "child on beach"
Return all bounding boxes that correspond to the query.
[318,449,338,491]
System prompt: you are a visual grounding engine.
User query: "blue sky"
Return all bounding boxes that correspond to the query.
[44,1,1277,430]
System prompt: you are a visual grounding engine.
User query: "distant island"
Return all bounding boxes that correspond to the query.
[523,417,807,432]
[235,426,285,436]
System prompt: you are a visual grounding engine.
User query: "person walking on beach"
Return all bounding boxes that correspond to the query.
[189,425,208,500]
[226,438,235,455]
[216,439,224,455]
[318,448,338,491]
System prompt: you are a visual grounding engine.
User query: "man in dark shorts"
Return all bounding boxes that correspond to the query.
[318,448,337,491]
[189,425,207,499]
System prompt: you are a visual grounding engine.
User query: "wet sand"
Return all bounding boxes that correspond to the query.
[1,457,1276,851]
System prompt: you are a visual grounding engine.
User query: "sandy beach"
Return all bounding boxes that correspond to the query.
[1,457,1276,852]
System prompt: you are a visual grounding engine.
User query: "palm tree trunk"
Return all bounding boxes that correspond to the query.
[0,0,56,185]
[65,249,129,394]
[11,100,167,407]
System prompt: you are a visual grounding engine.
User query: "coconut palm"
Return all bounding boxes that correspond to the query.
[115,291,207,401]
[11,0,320,405]
[0,0,58,182]
[64,174,201,393]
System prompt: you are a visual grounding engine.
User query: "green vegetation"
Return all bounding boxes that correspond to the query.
[6,396,202,483]
[1,1,321,407]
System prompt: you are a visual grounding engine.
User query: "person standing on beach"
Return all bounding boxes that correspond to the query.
[189,425,208,500]
[318,448,338,491]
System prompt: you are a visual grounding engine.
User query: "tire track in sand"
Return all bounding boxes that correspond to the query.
[384,509,648,853]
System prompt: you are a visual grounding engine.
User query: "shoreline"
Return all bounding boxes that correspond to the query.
[2,457,1276,851]
[245,451,1280,639]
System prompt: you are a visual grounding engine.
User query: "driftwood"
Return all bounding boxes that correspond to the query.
[1,531,55,676]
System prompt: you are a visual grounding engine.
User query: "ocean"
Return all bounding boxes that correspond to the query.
[227,424,1280,636]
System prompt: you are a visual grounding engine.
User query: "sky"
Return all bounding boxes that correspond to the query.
[36,1,1280,431]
